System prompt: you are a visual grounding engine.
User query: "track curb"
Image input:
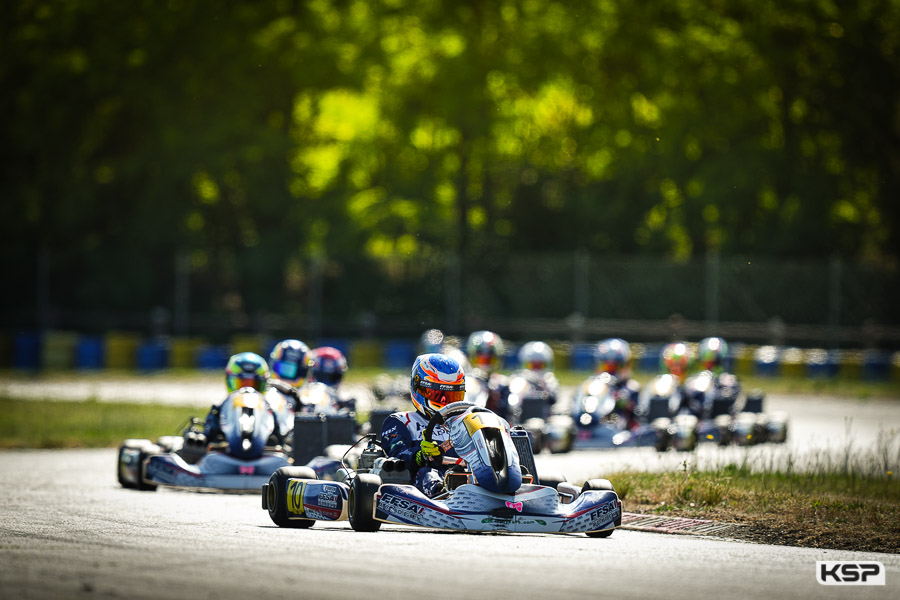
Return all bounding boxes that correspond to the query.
[621,512,744,537]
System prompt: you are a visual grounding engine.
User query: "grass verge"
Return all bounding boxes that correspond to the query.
[611,460,900,554]
[0,396,204,448]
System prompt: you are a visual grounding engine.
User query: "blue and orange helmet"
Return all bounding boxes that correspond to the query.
[410,353,466,419]
[268,339,310,386]
[225,352,270,393]
[595,338,632,378]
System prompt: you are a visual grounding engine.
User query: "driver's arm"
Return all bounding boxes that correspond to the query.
[379,414,419,469]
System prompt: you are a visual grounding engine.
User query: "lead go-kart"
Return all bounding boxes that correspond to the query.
[261,401,622,537]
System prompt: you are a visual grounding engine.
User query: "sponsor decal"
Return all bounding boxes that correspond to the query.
[239,465,255,475]
[317,486,339,509]
[816,562,885,586]
[146,460,178,483]
[287,479,305,515]
[505,501,523,513]
[588,501,621,528]
[378,493,426,523]
[302,508,332,521]
[440,440,453,452]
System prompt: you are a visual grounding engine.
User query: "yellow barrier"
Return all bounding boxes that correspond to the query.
[170,338,203,369]
[105,332,139,369]
[231,335,269,358]
[349,340,383,368]
[42,331,78,369]
[733,344,756,377]
[779,347,805,378]
[838,350,863,380]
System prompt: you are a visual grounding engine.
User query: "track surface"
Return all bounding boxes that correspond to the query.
[1,449,897,600]
[1,380,899,599]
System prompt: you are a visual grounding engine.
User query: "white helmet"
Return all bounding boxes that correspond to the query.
[518,341,553,372]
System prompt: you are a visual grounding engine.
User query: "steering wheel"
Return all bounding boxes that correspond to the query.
[423,400,487,452]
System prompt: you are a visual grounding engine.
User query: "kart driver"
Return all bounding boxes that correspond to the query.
[592,338,641,430]
[465,330,509,417]
[202,351,271,444]
[267,339,311,410]
[379,353,466,498]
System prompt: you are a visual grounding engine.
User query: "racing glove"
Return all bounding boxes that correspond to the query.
[414,438,442,466]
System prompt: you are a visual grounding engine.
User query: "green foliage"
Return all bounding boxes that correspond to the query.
[3,0,898,322]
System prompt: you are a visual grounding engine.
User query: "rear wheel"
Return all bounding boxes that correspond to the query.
[582,479,617,538]
[348,473,382,532]
[266,466,317,528]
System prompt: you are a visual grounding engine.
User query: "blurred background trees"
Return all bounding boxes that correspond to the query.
[3,0,898,341]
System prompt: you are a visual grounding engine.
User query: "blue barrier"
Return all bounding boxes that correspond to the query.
[805,349,840,378]
[384,340,416,369]
[754,346,780,377]
[76,336,105,369]
[14,332,41,369]
[196,345,230,370]
[863,351,891,381]
[138,341,169,371]
[637,345,661,372]
[570,344,596,371]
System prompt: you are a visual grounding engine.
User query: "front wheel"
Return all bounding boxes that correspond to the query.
[265,466,317,528]
[348,473,382,532]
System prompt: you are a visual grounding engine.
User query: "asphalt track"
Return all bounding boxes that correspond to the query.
[1,380,899,599]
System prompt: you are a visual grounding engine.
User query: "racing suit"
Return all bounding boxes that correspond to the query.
[611,377,641,430]
[380,410,460,498]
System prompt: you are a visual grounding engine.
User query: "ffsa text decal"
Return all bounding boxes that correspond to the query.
[816,561,885,586]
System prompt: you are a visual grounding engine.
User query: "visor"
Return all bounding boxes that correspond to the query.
[417,379,466,409]
[228,374,264,391]
[525,360,546,370]
[273,360,300,380]
[316,370,343,386]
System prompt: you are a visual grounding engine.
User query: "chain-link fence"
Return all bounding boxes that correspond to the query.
[11,252,899,349]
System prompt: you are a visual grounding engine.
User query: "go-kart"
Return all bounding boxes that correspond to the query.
[570,373,661,449]
[117,388,291,492]
[262,401,622,536]
[633,372,789,452]
[503,370,576,454]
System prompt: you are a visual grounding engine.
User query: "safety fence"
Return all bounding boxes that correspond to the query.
[5,330,899,383]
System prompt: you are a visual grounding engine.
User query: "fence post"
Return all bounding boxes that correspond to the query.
[574,249,590,319]
[308,254,324,341]
[446,253,460,334]
[705,251,720,330]
[174,249,190,336]
[828,255,842,349]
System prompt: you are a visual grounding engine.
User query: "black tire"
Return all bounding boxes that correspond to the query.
[582,479,617,538]
[348,473,382,532]
[116,445,135,489]
[135,446,159,492]
[266,466,317,528]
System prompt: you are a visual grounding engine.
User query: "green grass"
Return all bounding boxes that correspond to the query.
[0,396,205,448]
[610,461,900,553]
